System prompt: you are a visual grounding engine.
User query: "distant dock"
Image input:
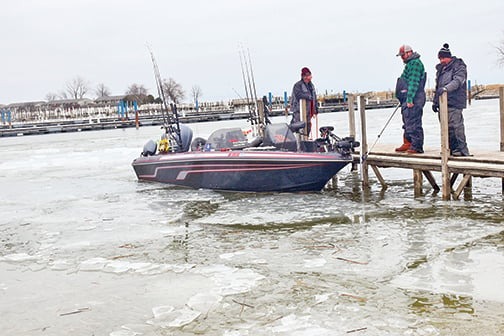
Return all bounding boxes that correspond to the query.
[0,100,398,138]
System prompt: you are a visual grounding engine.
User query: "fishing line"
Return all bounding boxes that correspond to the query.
[362,102,401,161]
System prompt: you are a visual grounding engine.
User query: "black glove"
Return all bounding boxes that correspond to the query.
[436,87,447,96]
[432,104,439,113]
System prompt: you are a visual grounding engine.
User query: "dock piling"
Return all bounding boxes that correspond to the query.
[347,95,358,171]
[439,92,451,200]
[500,87,504,192]
[358,96,369,188]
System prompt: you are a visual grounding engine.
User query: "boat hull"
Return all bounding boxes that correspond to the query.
[132,151,351,192]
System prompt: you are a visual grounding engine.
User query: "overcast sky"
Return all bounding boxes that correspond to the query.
[1,0,503,104]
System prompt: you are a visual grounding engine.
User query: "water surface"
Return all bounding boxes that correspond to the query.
[1,99,503,335]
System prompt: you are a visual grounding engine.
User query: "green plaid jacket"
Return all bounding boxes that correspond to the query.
[400,57,425,104]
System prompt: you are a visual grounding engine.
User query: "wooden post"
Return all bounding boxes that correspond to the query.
[300,99,308,141]
[257,99,265,137]
[500,86,504,151]
[348,95,356,139]
[500,87,504,192]
[439,91,451,200]
[348,95,358,171]
[413,169,423,197]
[359,96,369,188]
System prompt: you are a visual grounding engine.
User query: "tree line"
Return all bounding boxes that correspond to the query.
[45,76,203,106]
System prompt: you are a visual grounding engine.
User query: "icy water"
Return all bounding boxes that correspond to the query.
[1,99,503,336]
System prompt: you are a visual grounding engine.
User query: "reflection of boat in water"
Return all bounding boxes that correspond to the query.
[132,123,358,192]
[133,48,358,192]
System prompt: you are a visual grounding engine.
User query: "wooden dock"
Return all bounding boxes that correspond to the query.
[346,87,504,200]
[353,144,504,199]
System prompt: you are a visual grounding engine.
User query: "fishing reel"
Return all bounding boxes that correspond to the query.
[317,126,360,154]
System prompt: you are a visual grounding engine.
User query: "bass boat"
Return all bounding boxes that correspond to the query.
[133,48,358,192]
[132,122,359,192]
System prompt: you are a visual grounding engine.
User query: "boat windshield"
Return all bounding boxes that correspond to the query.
[207,128,249,150]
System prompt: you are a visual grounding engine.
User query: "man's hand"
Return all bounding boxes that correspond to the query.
[436,87,447,96]
[407,102,414,108]
[432,104,439,113]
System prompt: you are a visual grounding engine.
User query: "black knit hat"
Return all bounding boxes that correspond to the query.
[438,43,452,58]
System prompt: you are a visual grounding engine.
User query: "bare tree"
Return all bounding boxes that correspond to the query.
[65,76,89,99]
[95,83,111,98]
[45,92,58,101]
[162,78,185,104]
[497,38,504,66]
[191,85,203,104]
[58,91,68,99]
[125,83,149,104]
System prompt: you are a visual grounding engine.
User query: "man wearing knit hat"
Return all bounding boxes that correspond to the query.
[432,43,470,156]
[394,44,427,154]
[290,67,318,136]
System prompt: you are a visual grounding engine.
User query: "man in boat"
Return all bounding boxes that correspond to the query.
[432,43,470,157]
[395,44,427,154]
[290,67,318,136]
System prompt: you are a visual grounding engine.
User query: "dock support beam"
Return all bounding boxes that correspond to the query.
[439,92,451,200]
[500,87,504,192]
[348,95,358,171]
[413,169,423,196]
[371,165,387,189]
[359,96,369,188]
[423,171,440,191]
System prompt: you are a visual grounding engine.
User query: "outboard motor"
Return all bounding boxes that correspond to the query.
[141,139,157,156]
[179,124,193,152]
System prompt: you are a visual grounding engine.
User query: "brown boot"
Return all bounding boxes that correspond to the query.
[395,137,411,152]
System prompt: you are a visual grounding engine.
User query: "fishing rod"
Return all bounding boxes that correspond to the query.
[242,49,259,126]
[147,45,183,150]
[362,102,401,161]
[247,48,259,116]
[148,46,170,129]
[239,48,255,128]
[232,88,243,99]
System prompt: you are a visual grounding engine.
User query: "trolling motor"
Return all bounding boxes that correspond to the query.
[317,126,360,154]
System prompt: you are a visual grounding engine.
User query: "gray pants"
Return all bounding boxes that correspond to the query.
[439,108,469,155]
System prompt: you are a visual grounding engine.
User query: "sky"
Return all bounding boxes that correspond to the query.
[1,0,503,105]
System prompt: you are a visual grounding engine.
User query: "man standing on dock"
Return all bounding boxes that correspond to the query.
[432,43,470,157]
[290,67,318,136]
[395,45,427,154]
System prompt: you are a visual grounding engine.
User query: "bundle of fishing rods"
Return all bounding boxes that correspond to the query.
[147,46,183,152]
[239,47,271,136]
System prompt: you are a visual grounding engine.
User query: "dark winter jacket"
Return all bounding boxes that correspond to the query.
[290,79,318,122]
[395,52,426,106]
[434,57,467,109]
